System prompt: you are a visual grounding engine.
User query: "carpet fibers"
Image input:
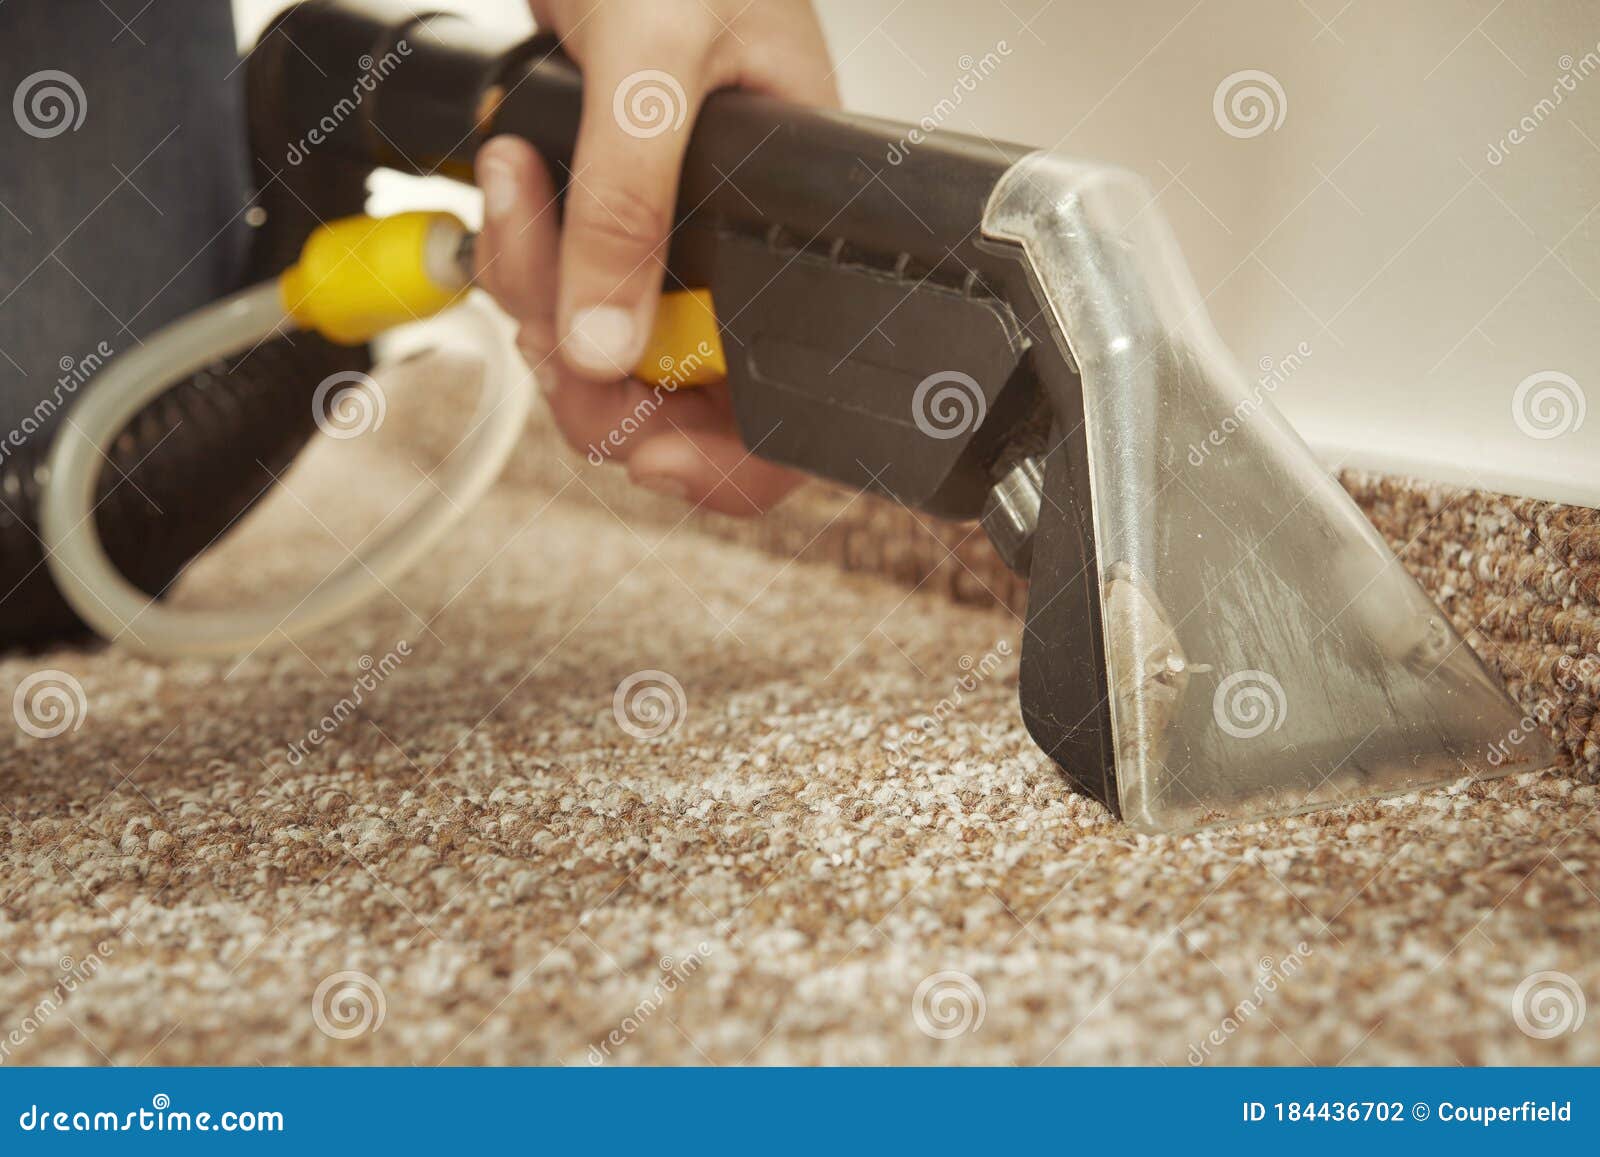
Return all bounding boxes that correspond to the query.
[2,351,1597,1065]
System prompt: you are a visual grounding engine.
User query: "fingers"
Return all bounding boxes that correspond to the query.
[726,3,840,109]
[542,372,728,463]
[554,8,715,380]
[538,372,803,516]
[626,425,805,516]
[474,134,561,358]
[490,0,829,518]
[473,129,683,501]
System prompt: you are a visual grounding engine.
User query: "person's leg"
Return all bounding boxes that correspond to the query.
[0,0,253,435]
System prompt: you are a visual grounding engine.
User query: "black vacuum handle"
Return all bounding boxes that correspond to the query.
[256,0,1062,504]
[253,0,1051,515]
[253,1,1118,808]
[261,1,1030,284]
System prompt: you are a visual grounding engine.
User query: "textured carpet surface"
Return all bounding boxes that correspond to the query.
[2,350,1597,1066]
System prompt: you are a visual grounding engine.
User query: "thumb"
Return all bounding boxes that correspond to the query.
[557,34,709,381]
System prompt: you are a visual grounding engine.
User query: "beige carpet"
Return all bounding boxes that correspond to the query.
[2,348,1597,1066]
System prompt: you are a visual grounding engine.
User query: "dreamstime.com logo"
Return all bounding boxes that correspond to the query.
[312,371,387,439]
[1187,341,1312,466]
[885,40,1013,165]
[613,669,687,739]
[1487,45,1600,166]
[587,339,718,465]
[587,943,713,1064]
[1212,669,1287,739]
[0,341,114,466]
[283,641,411,766]
[1487,653,1597,767]
[17,1094,283,1134]
[311,970,386,1040]
[1511,370,1585,440]
[912,370,986,440]
[1187,942,1313,1064]
[13,70,87,138]
[1511,970,1586,1040]
[12,670,87,739]
[613,70,688,139]
[284,40,412,165]
[912,970,985,1039]
[1213,69,1287,139]
[1,941,115,1065]
[887,639,1014,768]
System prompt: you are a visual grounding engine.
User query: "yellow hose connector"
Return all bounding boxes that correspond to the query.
[281,212,469,345]
[281,211,728,386]
[634,287,726,389]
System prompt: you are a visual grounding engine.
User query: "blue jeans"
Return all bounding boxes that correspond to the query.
[0,0,251,434]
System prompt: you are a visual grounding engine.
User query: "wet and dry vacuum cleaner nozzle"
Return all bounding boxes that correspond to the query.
[39,0,1554,833]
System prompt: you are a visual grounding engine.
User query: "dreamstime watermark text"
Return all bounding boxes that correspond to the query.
[1487,653,1598,767]
[0,341,113,465]
[1187,341,1312,466]
[886,41,1013,165]
[586,340,718,465]
[17,1095,282,1134]
[1486,45,1600,166]
[284,641,411,765]
[887,639,1013,767]
[285,40,413,166]
[587,943,712,1063]
[0,942,115,1065]
[1187,941,1313,1064]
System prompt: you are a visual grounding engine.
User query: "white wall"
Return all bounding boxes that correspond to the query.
[235,1,1600,505]
[818,0,1600,504]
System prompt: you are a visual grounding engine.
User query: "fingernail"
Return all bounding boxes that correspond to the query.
[634,473,693,503]
[479,158,516,219]
[563,305,640,378]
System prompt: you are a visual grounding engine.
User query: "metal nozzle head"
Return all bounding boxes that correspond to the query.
[980,456,1044,575]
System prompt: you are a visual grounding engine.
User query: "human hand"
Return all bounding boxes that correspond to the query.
[473,0,836,515]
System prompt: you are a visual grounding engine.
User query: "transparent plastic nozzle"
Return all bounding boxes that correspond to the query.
[983,154,1551,831]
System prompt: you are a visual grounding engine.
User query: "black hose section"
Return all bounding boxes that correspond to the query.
[0,335,370,649]
[0,3,381,651]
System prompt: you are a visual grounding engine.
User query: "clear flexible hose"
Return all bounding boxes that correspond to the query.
[40,282,529,658]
